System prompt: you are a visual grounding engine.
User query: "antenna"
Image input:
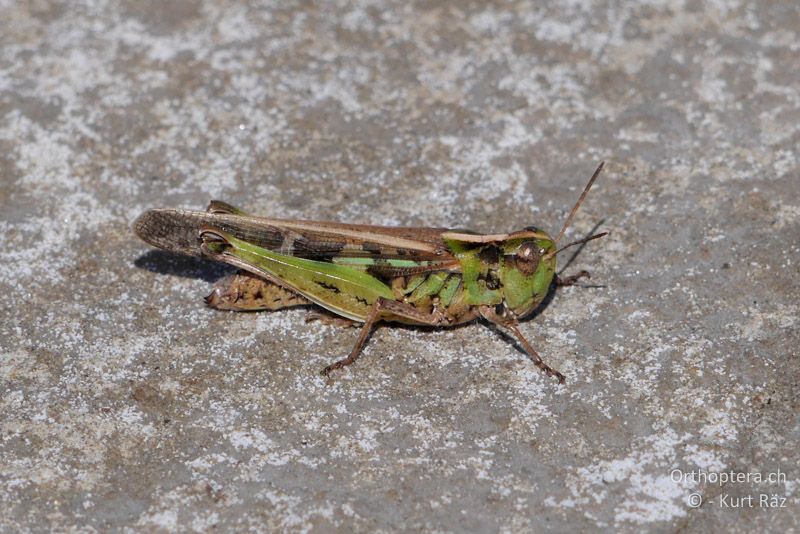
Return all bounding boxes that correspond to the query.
[554,161,604,244]
[544,231,609,261]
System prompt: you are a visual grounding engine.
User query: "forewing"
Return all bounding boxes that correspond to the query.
[134,206,463,279]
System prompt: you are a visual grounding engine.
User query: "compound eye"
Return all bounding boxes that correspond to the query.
[515,241,540,274]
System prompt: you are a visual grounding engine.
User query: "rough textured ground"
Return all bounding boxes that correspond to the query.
[1,1,798,532]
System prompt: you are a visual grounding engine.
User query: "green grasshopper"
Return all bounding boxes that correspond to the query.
[134,163,607,383]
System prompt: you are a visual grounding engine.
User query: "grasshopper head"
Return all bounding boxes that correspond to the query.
[498,162,608,318]
[497,230,557,318]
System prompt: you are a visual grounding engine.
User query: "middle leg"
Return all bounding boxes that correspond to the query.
[321,297,448,376]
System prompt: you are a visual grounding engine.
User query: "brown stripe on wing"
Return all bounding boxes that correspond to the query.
[258,219,450,258]
[134,209,459,265]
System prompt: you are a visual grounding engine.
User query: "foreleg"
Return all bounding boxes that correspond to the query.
[556,270,590,287]
[479,305,565,383]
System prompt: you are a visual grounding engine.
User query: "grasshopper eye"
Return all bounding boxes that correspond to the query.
[514,241,540,274]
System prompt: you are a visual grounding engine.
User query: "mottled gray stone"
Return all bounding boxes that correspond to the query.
[1,1,798,532]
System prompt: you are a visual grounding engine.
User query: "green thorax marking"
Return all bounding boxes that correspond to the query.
[445,240,503,306]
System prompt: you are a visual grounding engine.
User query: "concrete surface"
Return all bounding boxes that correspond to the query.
[1,1,798,532]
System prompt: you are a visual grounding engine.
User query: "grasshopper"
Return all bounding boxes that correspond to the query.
[134,163,607,383]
